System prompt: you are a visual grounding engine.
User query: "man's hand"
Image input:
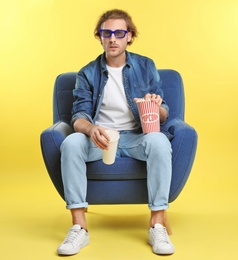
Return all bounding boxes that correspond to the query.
[144,93,163,106]
[134,93,167,123]
[89,125,111,150]
[134,93,162,106]
[73,118,111,150]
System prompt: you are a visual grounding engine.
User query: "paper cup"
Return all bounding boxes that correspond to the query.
[102,129,120,165]
[136,99,160,133]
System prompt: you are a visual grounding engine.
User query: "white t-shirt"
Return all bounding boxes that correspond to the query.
[95,65,139,130]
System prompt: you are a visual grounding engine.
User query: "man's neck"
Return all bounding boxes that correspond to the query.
[106,52,126,68]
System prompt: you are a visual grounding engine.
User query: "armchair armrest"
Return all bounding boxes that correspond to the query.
[40,121,73,199]
[163,118,198,202]
[167,118,198,162]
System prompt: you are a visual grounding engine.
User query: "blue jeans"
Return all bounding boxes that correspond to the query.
[60,131,172,211]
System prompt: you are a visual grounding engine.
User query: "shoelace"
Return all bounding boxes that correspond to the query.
[153,227,169,243]
[63,228,83,245]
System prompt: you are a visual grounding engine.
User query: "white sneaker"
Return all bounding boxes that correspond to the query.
[148,223,174,255]
[57,224,89,255]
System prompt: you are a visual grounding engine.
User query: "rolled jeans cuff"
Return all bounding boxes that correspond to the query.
[149,205,169,211]
[66,202,89,210]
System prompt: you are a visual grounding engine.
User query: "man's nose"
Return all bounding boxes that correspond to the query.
[109,33,117,41]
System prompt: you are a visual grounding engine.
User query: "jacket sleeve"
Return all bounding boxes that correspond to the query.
[71,70,94,126]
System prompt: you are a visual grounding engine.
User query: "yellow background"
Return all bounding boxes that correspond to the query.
[1,0,238,259]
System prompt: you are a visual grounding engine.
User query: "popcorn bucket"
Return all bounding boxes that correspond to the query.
[136,99,160,133]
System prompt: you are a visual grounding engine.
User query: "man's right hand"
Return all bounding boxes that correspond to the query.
[89,125,111,150]
[73,118,110,150]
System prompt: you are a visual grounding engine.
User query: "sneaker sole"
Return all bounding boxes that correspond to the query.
[149,240,174,255]
[57,239,89,256]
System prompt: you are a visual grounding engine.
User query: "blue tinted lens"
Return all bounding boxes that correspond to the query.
[99,30,128,38]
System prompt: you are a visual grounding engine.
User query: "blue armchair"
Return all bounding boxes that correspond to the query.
[40,69,197,204]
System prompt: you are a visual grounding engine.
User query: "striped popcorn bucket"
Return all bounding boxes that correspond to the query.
[136,99,160,133]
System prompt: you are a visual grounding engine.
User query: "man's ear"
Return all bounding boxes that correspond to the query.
[127,32,132,43]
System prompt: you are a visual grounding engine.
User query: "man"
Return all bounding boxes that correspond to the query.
[57,9,174,256]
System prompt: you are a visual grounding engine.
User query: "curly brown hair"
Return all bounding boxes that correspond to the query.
[94,9,138,45]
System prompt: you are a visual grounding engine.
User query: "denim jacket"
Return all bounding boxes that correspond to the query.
[71,51,169,129]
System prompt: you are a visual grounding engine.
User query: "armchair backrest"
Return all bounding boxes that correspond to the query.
[53,69,185,125]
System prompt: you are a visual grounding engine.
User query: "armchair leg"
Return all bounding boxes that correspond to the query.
[164,210,173,235]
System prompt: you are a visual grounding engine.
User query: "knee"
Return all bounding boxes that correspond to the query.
[144,132,171,153]
[60,133,88,153]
